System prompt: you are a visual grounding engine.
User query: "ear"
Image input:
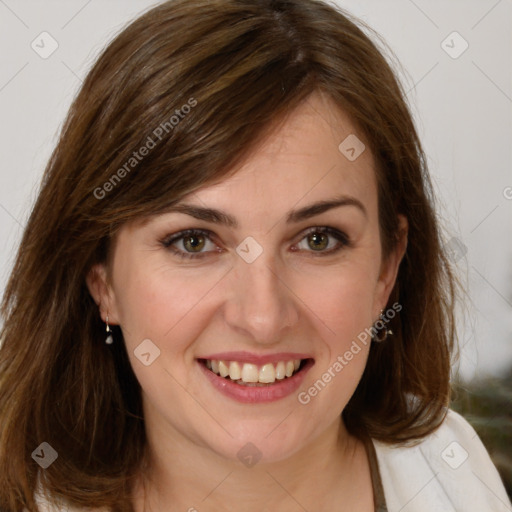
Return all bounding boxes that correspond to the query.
[85,263,120,324]
[373,214,408,316]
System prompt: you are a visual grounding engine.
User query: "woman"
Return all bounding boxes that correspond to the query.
[0,0,509,511]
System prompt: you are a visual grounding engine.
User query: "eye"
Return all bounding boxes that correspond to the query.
[160,229,219,260]
[294,226,350,255]
[160,226,350,260]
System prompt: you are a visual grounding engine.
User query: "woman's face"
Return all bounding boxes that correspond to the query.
[88,91,406,464]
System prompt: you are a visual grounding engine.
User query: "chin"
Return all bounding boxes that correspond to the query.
[201,420,313,466]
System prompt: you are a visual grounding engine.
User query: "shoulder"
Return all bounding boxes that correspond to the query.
[371,408,511,511]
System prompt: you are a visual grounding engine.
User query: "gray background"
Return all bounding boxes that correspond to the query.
[0,0,510,382]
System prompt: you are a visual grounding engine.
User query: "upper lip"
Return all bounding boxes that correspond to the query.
[197,351,313,366]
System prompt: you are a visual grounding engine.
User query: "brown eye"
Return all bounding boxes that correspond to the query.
[307,232,329,251]
[295,227,350,256]
[161,229,218,259]
[183,234,206,252]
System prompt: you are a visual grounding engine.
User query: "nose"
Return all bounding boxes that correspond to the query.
[223,250,300,345]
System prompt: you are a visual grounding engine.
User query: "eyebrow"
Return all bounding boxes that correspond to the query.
[161,195,367,228]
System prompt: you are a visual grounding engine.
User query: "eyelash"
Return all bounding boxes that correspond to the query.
[159,227,351,260]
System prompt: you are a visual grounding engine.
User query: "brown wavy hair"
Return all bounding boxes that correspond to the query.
[0,0,459,510]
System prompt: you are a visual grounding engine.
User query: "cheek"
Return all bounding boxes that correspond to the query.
[316,277,374,384]
[114,256,226,352]
[296,259,379,340]
[296,268,376,413]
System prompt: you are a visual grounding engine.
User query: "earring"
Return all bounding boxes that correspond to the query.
[372,309,393,343]
[105,314,114,345]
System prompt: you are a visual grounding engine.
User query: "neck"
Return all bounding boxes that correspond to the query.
[132,413,368,512]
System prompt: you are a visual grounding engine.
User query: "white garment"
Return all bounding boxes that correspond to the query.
[372,408,512,511]
[32,409,511,511]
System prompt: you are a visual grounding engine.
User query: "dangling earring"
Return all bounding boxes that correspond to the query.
[372,309,393,343]
[105,314,114,344]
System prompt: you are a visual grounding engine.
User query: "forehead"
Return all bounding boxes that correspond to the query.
[187,92,377,220]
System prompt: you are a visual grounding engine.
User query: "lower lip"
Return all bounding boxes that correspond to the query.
[198,359,314,404]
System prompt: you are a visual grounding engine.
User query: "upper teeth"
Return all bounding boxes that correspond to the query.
[205,359,302,384]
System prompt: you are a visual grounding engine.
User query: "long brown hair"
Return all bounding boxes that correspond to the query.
[0,0,459,510]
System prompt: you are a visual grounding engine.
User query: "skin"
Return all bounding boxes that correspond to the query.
[87,90,408,511]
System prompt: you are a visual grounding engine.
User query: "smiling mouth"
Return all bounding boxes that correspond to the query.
[198,358,311,386]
